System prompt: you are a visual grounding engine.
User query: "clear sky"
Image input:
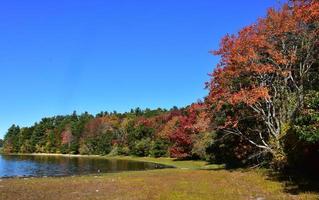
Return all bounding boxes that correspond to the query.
[0,0,281,138]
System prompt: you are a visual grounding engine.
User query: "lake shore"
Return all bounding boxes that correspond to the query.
[1,153,219,170]
[0,155,318,199]
[3,153,103,158]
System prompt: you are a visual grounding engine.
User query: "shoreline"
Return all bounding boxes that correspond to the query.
[4,153,104,158]
[2,153,169,161]
[1,153,221,170]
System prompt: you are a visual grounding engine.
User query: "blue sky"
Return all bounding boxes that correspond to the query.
[0,0,281,138]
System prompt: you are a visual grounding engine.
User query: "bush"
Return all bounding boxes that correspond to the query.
[150,139,169,157]
[132,138,151,156]
[108,145,120,156]
[60,144,69,154]
[192,131,215,160]
[118,146,130,155]
[79,142,90,155]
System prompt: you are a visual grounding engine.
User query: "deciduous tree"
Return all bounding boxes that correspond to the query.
[207,0,319,167]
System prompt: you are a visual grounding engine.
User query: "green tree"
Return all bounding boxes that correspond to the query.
[3,125,21,153]
[294,91,319,143]
[132,138,151,156]
[150,139,170,157]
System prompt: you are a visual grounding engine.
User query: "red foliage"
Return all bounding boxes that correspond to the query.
[61,129,73,145]
[169,115,195,158]
[169,103,210,159]
[83,116,118,138]
[207,0,319,125]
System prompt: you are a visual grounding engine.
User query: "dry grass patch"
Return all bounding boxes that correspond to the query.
[0,168,317,200]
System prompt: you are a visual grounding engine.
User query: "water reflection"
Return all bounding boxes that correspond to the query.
[0,155,172,178]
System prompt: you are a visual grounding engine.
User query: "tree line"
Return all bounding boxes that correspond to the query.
[3,0,319,172]
[2,106,212,160]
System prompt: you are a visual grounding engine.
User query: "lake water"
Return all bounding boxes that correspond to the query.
[0,154,172,178]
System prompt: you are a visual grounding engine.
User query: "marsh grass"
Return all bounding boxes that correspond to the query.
[0,156,318,200]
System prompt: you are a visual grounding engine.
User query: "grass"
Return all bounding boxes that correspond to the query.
[0,156,318,200]
[106,155,225,170]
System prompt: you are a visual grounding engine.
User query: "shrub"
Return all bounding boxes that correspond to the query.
[150,139,170,157]
[191,131,215,160]
[132,138,151,156]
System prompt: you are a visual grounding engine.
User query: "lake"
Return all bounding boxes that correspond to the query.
[0,154,172,178]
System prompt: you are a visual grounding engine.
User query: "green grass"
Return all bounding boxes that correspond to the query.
[105,156,225,170]
[0,156,317,200]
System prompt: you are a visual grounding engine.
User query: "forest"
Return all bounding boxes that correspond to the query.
[3,0,319,175]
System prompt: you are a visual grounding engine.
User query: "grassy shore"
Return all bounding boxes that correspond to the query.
[4,153,224,170]
[0,155,318,200]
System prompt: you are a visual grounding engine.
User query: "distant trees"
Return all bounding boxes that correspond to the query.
[2,107,208,159]
[1,105,216,161]
[0,139,3,148]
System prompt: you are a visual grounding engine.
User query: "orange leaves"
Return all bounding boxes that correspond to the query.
[157,116,179,139]
[211,23,276,85]
[251,63,275,74]
[207,1,317,114]
[294,0,319,36]
[293,0,319,24]
[229,87,270,106]
[193,111,210,133]
[262,5,297,37]
[219,116,239,129]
